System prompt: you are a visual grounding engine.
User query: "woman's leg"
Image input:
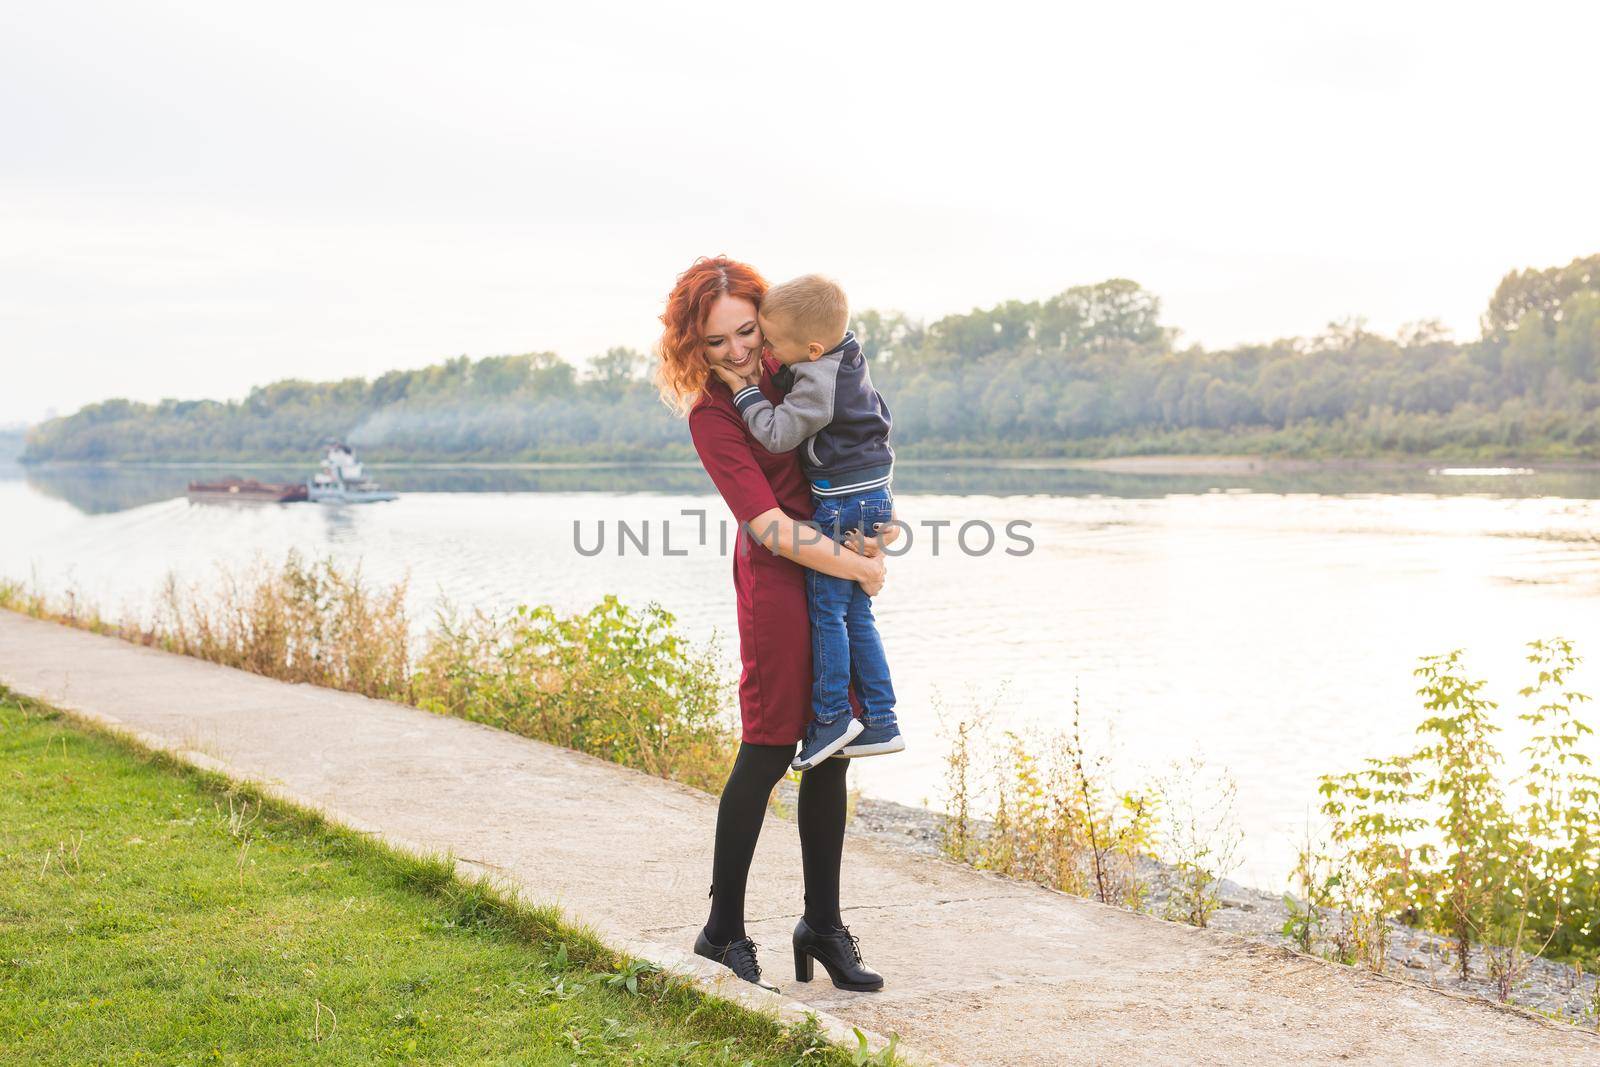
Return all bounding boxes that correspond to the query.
[705,741,794,944]
[797,753,851,932]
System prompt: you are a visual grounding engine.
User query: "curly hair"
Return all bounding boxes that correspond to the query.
[655,255,769,415]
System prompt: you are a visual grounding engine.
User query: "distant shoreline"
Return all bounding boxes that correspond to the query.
[1009,454,1600,475]
[16,454,1600,476]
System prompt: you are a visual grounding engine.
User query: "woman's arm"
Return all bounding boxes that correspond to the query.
[746,507,887,596]
[686,399,887,595]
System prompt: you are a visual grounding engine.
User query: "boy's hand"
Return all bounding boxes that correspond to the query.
[846,511,901,558]
[710,363,759,391]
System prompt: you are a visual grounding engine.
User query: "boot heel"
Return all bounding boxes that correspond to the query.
[793,945,814,982]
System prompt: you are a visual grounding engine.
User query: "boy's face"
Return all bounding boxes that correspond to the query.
[757,313,825,366]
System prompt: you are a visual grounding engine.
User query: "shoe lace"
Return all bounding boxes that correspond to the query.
[834,925,864,965]
[723,936,761,976]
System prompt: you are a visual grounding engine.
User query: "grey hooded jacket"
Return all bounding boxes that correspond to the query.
[731,331,894,497]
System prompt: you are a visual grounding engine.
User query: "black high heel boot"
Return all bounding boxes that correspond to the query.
[791,917,883,991]
[695,885,777,991]
[695,928,777,991]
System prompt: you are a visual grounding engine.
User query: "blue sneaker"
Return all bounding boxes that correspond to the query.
[836,722,904,758]
[791,715,864,771]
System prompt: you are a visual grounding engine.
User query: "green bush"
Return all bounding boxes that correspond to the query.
[1314,639,1599,987]
[413,595,738,794]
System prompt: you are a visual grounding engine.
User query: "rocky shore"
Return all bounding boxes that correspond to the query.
[773,781,1600,1029]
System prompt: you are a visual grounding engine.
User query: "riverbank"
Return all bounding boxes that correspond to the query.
[1026,453,1600,475]
[832,788,1600,1026]
[14,453,1600,510]
[2,608,1595,1064]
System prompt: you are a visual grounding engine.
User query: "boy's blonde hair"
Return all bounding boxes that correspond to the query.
[760,274,850,346]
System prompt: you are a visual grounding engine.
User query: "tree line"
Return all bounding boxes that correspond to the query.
[21,254,1600,464]
[0,427,25,462]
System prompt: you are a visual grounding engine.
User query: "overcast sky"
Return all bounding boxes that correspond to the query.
[3,1,1597,426]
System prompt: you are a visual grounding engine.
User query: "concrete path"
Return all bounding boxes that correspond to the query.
[4,609,1596,1066]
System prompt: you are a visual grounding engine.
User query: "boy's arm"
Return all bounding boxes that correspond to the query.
[730,359,838,453]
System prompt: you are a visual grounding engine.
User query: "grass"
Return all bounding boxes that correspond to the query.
[0,690,891,1065]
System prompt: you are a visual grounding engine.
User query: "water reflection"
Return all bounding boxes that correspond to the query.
[14,459,1600,515]
[319,502,365,542]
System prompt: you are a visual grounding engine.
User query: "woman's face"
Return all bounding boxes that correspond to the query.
[701,294,763,377]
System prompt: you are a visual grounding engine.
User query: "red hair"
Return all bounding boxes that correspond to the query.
[655,255,769,415]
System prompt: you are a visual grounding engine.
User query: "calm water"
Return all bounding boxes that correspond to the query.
[4,459,1598,887]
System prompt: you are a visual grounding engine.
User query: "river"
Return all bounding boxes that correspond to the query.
[3,458,1597,887]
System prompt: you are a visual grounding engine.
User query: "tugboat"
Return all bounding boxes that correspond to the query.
[187,477,309,504]
[307,442,398,503]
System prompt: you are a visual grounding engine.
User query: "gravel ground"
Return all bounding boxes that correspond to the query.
[777,781,1600,1029]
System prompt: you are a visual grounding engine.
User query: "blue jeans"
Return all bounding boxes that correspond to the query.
[806,486,897,729]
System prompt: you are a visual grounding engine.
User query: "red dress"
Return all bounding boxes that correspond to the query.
[689,361,816,746]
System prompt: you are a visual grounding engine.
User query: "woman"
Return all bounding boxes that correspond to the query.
[656,255,889,993]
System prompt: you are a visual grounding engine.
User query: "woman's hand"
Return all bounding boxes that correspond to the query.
[855,552,886,596]
[837,533,888,595]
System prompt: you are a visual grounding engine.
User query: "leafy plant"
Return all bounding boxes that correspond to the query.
[1514,638,1600,962]
[1314,639,1598,983]
[603,959,661,997]
[413,595,737,793]
[848,1026,900,1066]
[1281,818,1336,954]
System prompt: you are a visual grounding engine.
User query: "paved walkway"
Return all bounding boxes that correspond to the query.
[4,608,1596,1066]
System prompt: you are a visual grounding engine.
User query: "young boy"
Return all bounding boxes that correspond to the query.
[711,274,901,770]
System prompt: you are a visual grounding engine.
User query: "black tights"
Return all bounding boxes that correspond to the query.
[704,741,850,944]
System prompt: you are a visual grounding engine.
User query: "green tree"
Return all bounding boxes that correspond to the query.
[1554,292,1600,383]
[1503,311,1554,397]
[586,346,649,392]
[1481,253,1600,347]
